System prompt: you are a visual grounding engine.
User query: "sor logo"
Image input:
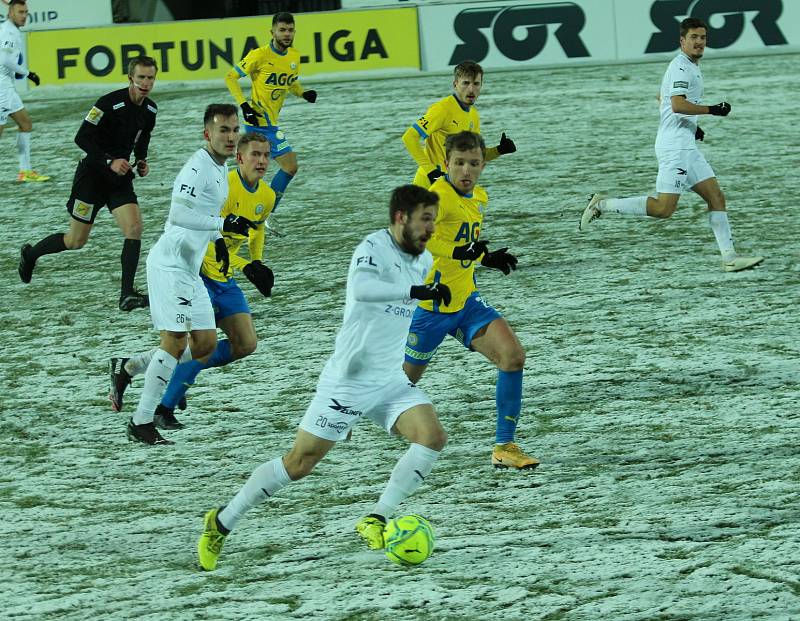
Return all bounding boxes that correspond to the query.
[646,0,787,53]
[449,3,590,65]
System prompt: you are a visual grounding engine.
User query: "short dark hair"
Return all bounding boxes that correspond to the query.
[237,132,269,153]
[454,60,483,82]
[127,55,158,76]
[389,185,438,224]
[204,103,238,126]
[273,12,294,26]
[680,17,708,37]
[444,131,486,161]
[9,0,27,7]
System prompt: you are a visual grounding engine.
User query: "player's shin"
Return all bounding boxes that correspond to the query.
[495,369,523,444]
[371,443,440,519]
[30,233,67,260]
[604,196,649,217]
[270,169,294,210]
[204,339,233,368]
[160,359,204,409]
[132,349,177,424]
[17,131,31,171]
[120,239,141,295]
[217,457,292,531]
[709,210,735,258]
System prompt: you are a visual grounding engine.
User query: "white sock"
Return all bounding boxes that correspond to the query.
[600,196,649,216]
[126,347,190,377]
[218,457,291,532]
[17,131,31,171]
[709,210,736,258]
[132,349,177,424]
[371,443,440,520]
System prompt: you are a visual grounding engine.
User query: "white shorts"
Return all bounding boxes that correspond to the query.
[146,264,215,332]
[0,86,24,125]
[299,373,432,442]
[655,148,715,194]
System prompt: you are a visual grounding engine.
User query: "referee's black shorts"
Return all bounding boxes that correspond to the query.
[66,161,138,224]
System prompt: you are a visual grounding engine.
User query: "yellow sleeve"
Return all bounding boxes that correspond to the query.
[229,253,250,272]
[289,80,303,97]
[248,223,266,262]
[414,101,447,139]
[225,67,247,105]
[485,146,500,162]
[402,126,436,173]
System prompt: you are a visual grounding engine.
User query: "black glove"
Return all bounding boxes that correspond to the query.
[215,238,230,277]
[427,169,444,184]
[240,101,259,125]
[480,247,518,275]
[497,132,516,154]
[302,90,317,103]
[222,214,257,236]
[410,283,451,307]
[695,126,705,141]
[708,102,731,116]
[452,240,489,261]
[242,260,274,297]
[27,72,40,86]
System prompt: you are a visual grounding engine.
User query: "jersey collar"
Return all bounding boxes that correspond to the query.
[444,175,473,199]
[237,169,259,193]
[270,41,289,56]
[451,94,471,112]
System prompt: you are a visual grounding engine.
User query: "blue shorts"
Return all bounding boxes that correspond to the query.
[201,275,251,322]
[244,124,293,158]
[405,291,502,366]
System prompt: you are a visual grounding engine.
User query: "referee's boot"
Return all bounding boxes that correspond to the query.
[18,244,36,283]
[126,418,174,445]
[492,442,540,470]
[119,289,149,311]
[153,404,184,430]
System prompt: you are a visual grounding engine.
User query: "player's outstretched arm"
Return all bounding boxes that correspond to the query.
[480,247,518,275]
[485,133,516,162]
[224,67,248,105]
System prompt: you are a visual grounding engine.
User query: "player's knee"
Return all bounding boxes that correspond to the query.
[649,200,676,219]
[232,338,257,359]
[499,347,525,372]
[403,361,426,384]
[283,452,319,480]
[422,426,448,451]
[122,222,143,239]
[284,161,298,176]
[63,233,86,250]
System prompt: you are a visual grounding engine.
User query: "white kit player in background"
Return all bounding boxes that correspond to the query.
[125,103,256,446]
[196,184,452,572]
[0,0,48,182]
[579,16,763,273]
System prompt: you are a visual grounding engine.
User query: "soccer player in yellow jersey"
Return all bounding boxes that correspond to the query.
[224,12,316,234]
[108,133,276,430]
[402,61,516,188]
[403,131,538,470]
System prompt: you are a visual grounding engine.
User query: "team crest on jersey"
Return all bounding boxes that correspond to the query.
[85,106,104,125]
[407,333,419,347]
[255,204,264,214]
[290,62,297,70]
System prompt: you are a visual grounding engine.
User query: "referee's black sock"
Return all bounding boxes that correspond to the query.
[120,238,141,295]
[30,233,67,261]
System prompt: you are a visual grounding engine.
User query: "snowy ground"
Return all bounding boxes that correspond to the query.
[2,53,799,621]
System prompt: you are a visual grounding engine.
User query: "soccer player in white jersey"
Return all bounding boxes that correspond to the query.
[196,185,453,571]
[0,0,48,182]
[579,17,763,273]
[126,104,257,446]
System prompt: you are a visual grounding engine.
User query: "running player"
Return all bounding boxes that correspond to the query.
[403,131,538,470]
[196,185,452,571]
[579,17,763,273]
[0,0,48,182]
[402,60,516,188]
[224,11,317,235]
[18,55,159,310]
[109,133,276,429]
[125,104,256,446]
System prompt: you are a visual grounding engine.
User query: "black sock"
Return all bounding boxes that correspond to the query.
[120,238,141,295]
[30,233,67,261]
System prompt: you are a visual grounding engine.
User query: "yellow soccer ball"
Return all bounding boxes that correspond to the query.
[384,514,435,566]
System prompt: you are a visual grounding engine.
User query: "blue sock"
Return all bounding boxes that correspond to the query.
[161,359,204,409]
[205,339,233,369]
[495,370,523,444]
[270,169,294,210]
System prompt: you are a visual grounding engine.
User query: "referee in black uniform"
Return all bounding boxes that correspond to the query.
[18,55,159,311]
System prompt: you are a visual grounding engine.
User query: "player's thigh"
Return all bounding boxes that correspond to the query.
[655,148,692,195]
[146,267,212,333]
[470,316,525,371]
[205,276,251,325]
[111,200,142,238]
[189,328,217,360]
[9,106,32,131]
[64,217,94,249]
[391,402,446,450]
[367,377,435,438]
[455,292,503,351]
[298,376,369,442]
[692,176,725,210]
[404,306,454,367]
[217,312,257,357]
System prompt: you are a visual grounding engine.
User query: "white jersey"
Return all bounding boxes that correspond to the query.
[655,53,704,151]
[0,19,26,90]
[322,229,433,382]
[148,148,228,274]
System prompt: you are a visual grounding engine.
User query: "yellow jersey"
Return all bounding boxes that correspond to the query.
[201,168,276,282]
[225,43,306,126]
[420,176,488,313]
[412,95,481,174]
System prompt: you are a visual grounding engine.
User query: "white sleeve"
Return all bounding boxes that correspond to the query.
[0,36,26,75]
[667,64,689,98]
[349,240,408,302]
[168,161,224,231]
